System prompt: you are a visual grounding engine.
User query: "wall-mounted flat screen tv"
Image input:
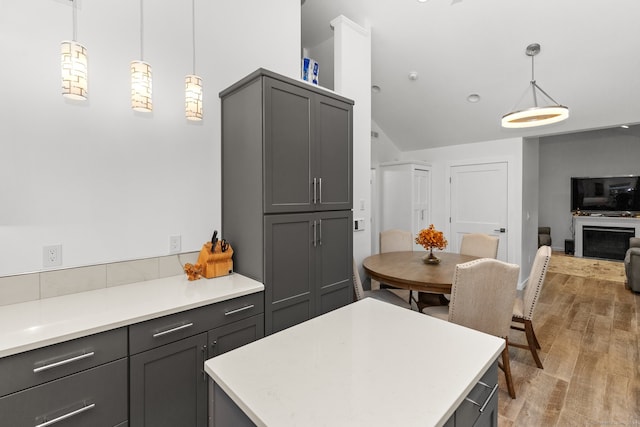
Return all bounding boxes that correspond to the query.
[571,176,640,212]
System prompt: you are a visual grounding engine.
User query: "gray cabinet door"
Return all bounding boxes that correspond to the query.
[208,315,265,358]
[130,333,208,427]
[264,213,315,334]
[314,94,353,211]
[263,78,313,213]
[316,210,353,315]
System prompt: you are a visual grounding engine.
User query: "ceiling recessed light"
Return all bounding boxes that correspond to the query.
[408,71,418,81]
[371,85,381,93]
[467,94,481,103]
[417,0,428,3]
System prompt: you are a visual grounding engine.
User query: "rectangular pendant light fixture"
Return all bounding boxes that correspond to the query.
[131,0,152,112]
[61,0,87,100]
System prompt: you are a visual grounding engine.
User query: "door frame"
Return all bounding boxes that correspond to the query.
[445,156,521,267]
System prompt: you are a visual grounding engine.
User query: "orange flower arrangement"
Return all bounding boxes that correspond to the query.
[415,224,448,251]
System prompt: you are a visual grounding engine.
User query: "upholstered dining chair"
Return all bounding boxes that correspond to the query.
[352,259,411,309]
[460,233,499,258]
[423,258,520,399]
[374,229,413,305]
[420,232,500,310]
[510,245,552,369]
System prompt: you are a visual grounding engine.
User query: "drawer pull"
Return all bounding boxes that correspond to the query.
[33,352,95,373]
[35,403,95,427]
[464,381,498,413]
[224,304,255,316]
[153,322,194,338]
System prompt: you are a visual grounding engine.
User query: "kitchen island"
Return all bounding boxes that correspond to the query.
[205,297,504,427]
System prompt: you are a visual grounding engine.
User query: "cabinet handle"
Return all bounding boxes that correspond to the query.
[313,220,317,247]
[318,178,322,204]
[224,304,255,316]
[313,178,317,204]
[33,352,95,373]
[35,403,95,427]
[152,322,194,338]
[464,381,498,413]
[318,219,322,246]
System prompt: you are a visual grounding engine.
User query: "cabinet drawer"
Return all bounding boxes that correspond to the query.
[0,358,128,427]
[454,362,498,426]
[129,292,264,355]
[209,292,264,328]
[0,327,127,397]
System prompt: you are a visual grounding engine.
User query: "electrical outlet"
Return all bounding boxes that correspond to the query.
[169,235,181,254]
[43,245,62,267]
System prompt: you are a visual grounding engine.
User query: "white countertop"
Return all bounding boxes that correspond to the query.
[0,273,264,358]
[205,298,504,427]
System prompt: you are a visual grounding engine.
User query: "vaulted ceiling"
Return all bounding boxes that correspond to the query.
[302,0,640,151]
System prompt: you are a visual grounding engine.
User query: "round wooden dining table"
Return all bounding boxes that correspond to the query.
[362,251,480,294]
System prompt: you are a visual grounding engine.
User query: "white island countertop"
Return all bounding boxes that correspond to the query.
[205,298,504,427]
[0,273,264,358]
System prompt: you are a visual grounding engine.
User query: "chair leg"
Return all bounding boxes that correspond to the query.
[530,320,541,350]
[500,340,516,399]
[524,320,543,369]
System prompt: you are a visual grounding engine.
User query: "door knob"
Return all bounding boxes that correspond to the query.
[493,228,506,233]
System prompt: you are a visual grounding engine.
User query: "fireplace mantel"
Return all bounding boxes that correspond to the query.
[573,216,640,258]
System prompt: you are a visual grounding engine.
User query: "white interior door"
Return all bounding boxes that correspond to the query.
[450,162,508,261]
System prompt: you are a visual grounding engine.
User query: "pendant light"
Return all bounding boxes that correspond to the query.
[501,43,569,128]
[131,0,152,112]
[61,0,88,100]
[185,0,203,121]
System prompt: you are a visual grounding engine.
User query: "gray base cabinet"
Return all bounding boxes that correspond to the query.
[0,328,128,427]
[0,291,264,427]
[221,69,354,335]
[445,362,499,427]
[130,333,208,427]
[0,358,128,427]
[128,292,264,427]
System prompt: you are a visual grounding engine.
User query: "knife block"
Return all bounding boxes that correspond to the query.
[196,241,234,279]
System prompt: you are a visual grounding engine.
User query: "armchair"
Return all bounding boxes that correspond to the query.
[538,227,551,248]
[624,237,640,293]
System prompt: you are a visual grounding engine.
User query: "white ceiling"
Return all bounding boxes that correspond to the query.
[301,0,640,151]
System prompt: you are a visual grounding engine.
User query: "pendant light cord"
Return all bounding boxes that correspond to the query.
[139,0,144,60]
[192,0,196,74]
[71,0,77,41]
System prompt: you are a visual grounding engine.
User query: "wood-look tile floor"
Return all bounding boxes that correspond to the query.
[498,252,640,426]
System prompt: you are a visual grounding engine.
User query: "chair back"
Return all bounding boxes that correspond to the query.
[460,233,499,258]
[380,229,413,253]
[630,237,640,249]
[448,258,519,338]
[521,245,552,320]
[352,259,365,301]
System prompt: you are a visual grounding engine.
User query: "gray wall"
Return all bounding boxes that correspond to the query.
[539,128,640,251]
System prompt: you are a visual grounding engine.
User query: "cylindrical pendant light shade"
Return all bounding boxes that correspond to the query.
[61,41,88,100]
[185,75,203,121]
[131,60,152,112]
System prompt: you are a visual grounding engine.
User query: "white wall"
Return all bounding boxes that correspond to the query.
[521,138,540,278]
[331,15,372,270]
[398,138,525,270]
[0,0,300,276]
[539,128,640,250]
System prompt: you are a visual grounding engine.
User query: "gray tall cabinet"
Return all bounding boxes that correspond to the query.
[221,68,354,335]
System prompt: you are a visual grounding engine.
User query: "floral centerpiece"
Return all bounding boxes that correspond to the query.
[415,224,448,264]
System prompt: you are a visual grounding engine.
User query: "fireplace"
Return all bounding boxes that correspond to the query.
[582,226,634,260]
